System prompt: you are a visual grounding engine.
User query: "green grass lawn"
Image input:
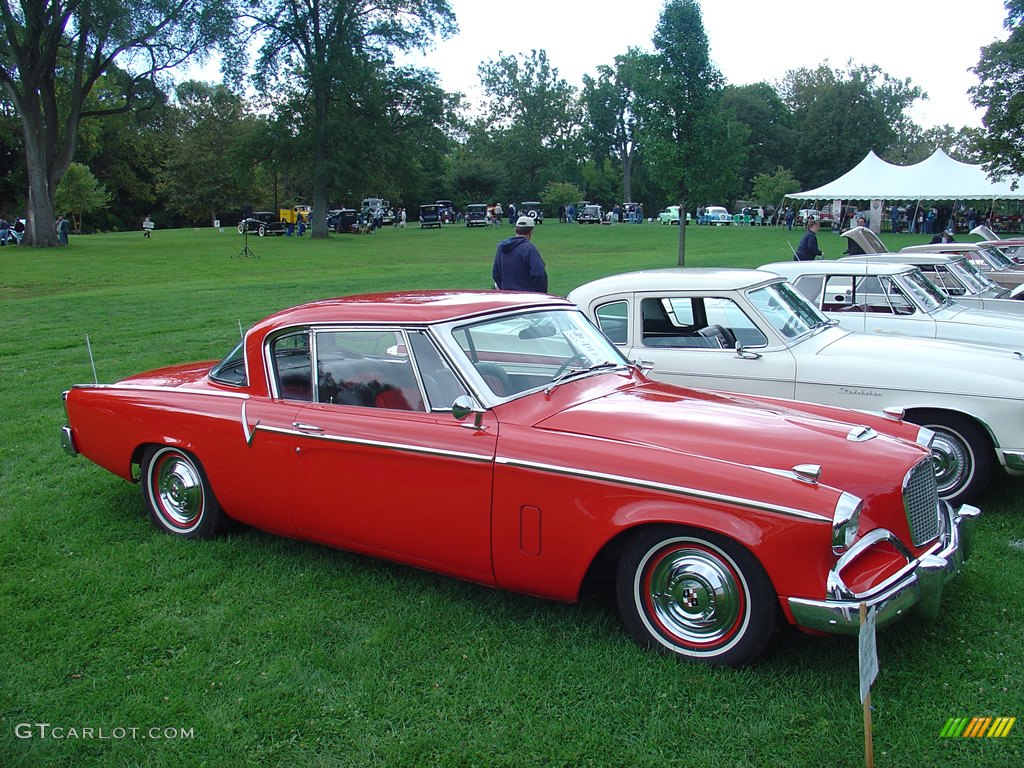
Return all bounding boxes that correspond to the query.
[2,223,1021,767]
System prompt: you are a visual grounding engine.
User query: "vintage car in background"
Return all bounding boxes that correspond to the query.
[418,204,442,229]
[436,200,456,224]
[900,242,1024,291]
[570,268,1024,504]
[237,212,285,237]
[761,260,1024,347]
[61,292,977,667]
[969,225,1024,262]
[840,254,1024,315]
[577,204,603,224]
[794,208,819,226]
[520,201,544,224]
[840,226,1024,311]
[658,205,682,225]
[702,206,732,225]
[326,208,359,234]
[465,204,488,227]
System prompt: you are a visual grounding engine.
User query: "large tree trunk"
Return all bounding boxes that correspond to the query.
[22,117,59,247]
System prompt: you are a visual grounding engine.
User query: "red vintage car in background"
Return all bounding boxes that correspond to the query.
[61,291,978,666]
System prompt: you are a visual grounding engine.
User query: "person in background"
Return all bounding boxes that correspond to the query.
[794,218,822,261]
[492,215,548,293]
[0,215,9,246]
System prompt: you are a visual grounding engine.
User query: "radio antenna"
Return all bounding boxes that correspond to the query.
[238,320,244,339]
[85,334,98,384]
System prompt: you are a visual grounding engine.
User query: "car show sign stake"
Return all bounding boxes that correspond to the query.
[859,601,878,768]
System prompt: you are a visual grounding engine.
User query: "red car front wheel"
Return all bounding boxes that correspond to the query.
[617,527,778,667]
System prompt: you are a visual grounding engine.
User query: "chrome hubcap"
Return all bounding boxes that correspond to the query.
[929,430,971,496]
[648,547,741,646]
[155,454,203,527]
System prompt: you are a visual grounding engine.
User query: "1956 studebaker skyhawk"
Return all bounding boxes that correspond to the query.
[62,291,977,667]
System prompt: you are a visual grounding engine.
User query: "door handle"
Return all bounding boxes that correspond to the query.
[293,421,325,433]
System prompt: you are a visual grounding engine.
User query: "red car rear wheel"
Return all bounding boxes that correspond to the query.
[141,446,224,539]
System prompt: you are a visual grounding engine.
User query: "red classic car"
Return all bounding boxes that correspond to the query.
[61,291,978,666]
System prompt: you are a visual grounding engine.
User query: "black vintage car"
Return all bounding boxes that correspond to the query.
[577,204,603,224]
[327,208,359,234]
[465,203,488,227]
[419,204,442,229]
[520,201,544,224]
[237,211,285,236]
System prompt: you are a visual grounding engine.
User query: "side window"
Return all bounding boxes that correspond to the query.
[594,300,629,344]
[314,330,425,411]
[792,275,825,305]
[271,331,313,400]
[408,331,467,411]
[822,275,857,311]
[703,297,768,348]
[928,267,965,296]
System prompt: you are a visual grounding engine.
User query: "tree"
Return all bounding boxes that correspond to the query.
[581,50,645,204]
[243,0,456,238]
[476,50,583,202]
[54,161,111,232]
[0,0,236,246]
[158,81,259,225]
[541,181,585,215]
[971,0,1024,181]
[721,83,795,194]
[635,0,744,264]
[750,167,800,215]
[779,62,924,188]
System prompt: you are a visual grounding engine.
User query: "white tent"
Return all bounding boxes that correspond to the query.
[788,149,1024,201]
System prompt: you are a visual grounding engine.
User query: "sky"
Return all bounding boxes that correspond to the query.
[400,0,1012,129]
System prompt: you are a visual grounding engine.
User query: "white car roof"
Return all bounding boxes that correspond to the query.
[900,243,988,254]
[761,260,916,277]
[568,268,779,302]
[839,253,964,266]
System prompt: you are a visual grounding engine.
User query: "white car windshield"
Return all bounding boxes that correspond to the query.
[949,258,1000,293]
[980,246,1016,269]
[900,269,952,312]
[746,281,830,338]
[448,309,630,398]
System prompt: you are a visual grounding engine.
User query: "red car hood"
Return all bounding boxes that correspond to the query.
[534,381,925,488]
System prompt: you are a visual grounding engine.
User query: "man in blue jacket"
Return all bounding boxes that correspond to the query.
[492,216,548,292]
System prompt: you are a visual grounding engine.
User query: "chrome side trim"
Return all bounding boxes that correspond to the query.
[1000,450,1024,472]
[69,383,250,400]
[255,424,493,464]
[494,456,831,522]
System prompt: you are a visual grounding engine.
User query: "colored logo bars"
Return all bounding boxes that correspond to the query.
[941,717,1016,738]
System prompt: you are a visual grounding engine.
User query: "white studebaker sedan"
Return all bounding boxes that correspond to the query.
[569,268,1024,505]
[901,242,1024,291]
[761,260,1024,348]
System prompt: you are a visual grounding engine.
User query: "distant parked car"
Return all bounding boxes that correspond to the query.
[761,259,1024,348]
[419,204,442,229]
[519,201,544,224]
[900,242,1024,292]
[237,212,285,237]
[465,204,488,227]
[703,206,731,225]
[577,204,603,224]
[436,200,456,224]
[658,206,681,225]
[326,209,359,234]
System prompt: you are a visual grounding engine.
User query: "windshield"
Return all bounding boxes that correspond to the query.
[746,281,829,339]
[979,246,1016,269]
[901,269,951,312]
[948,258,1001,294]
[448,309,630,398]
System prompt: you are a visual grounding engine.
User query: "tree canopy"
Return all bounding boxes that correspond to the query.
[971,0,1024,181]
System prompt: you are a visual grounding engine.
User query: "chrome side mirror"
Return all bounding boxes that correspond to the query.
[452,395,488,430]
